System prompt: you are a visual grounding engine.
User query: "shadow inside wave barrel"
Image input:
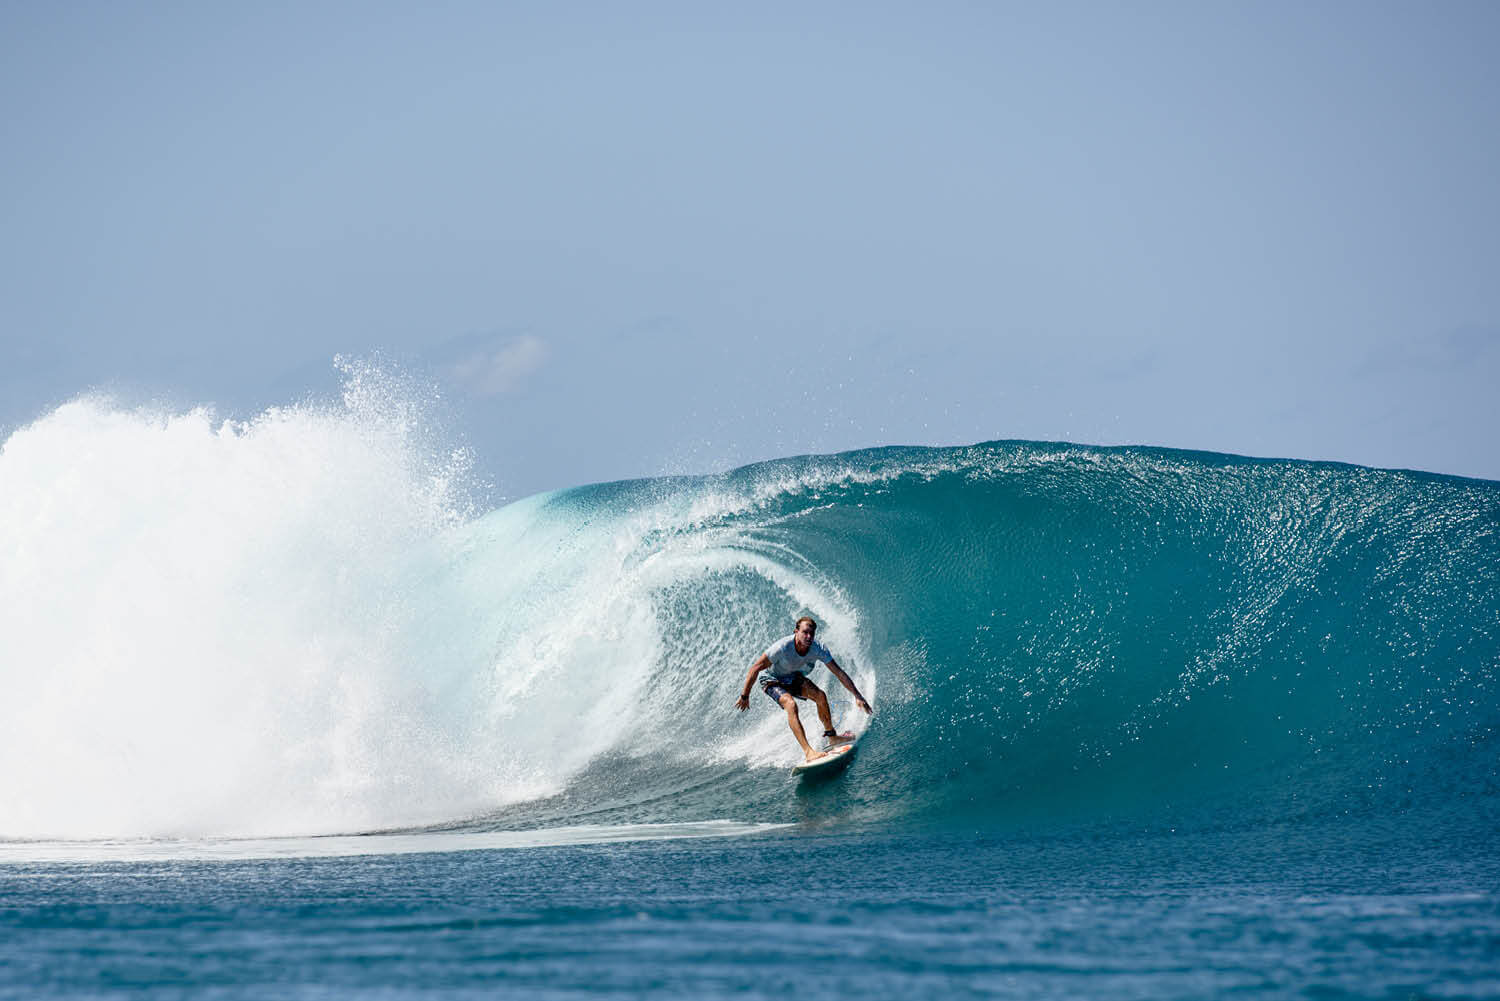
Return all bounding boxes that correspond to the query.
[690,443,1500,840]
[459,443,1500,846]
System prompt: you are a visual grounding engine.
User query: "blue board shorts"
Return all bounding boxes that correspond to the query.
[761,672,813,704]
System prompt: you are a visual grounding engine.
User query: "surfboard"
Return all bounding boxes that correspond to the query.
[791,731,859,776]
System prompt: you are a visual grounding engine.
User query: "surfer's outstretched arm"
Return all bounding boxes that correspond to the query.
[735,655,771,711]
[825,660,872,715]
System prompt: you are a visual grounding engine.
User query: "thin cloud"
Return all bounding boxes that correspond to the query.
[448,335,549,396]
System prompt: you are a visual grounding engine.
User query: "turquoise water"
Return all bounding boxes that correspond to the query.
[3,405,1498,997]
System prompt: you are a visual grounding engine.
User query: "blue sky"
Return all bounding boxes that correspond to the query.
[3,1,1497,497]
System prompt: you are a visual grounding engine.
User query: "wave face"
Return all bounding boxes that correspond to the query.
[3,383,1497,840]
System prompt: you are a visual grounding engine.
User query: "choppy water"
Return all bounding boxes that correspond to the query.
[5,825,1497,999]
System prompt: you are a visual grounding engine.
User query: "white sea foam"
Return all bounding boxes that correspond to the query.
[0,820,790,863]
[0,367,647,840]
[0,370,513,839]
[0,367,874,840]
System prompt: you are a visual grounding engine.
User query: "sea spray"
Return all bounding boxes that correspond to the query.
[0,371,861,840]
[0,369,505,838]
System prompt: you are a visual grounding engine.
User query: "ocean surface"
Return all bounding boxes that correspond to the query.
[2,384,1497,998]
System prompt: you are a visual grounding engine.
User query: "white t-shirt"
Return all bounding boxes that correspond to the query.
[761,635,834,682]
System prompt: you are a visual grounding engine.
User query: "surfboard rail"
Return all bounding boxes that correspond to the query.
[791,732,859,776]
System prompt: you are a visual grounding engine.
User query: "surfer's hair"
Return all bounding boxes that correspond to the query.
[795,616,817,633]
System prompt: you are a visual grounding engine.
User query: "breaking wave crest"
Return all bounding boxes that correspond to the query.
[3,372,1497,841]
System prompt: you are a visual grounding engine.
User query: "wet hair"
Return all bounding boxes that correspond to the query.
[795,616,817,633]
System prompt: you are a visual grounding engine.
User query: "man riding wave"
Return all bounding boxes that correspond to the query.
[735,616,873,762]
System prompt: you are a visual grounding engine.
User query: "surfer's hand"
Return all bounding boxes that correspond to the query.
[735,694,749,711]
[856,697,873,715]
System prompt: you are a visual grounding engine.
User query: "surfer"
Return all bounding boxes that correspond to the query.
[735,617,873,762]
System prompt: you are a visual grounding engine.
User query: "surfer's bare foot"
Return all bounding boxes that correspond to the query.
[804,748,830,762]
[826,732,854,748]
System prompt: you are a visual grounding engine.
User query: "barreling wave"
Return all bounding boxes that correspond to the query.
[3,374,1497,841]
